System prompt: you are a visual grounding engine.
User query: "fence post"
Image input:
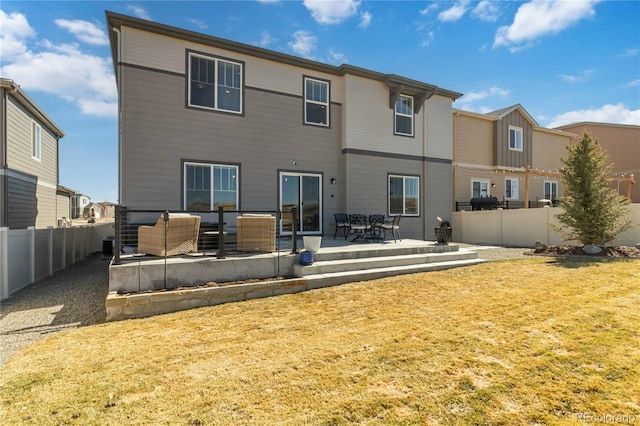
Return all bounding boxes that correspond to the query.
[72,226,76,264]
[0,227,8,300]
[291,207,298,254]
[216,206,226,259]
[62,226,66,269]
[48,226,54,276]
[28,226,35,284]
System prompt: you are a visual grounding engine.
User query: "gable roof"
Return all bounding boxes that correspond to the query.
[105,11,463,101]
[1,78,65,138]
[555,121,640,131]
[486,104,539,126]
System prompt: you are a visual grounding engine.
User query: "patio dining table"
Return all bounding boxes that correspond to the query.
[349,214,386,242]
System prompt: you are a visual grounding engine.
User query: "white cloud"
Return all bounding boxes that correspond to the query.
[456,86,510,111]
[494,0,601,51]
[289,30,317,59]
[626,79,640,88]
[0,10,36,60]
[438,0,470,22]
[126,5,151,21]
[420,4,439,16]
[303,0,360,25]
[547,103,640,128]
[472,0,500,22]
[327,48,346,64]
[256,31,276,48]
[618,47,638,58]
[1,37,117,118]
[55,19,108,46]
[188,19,208,30]
[421,31,435,47]
[559,69,596,83]
[359,11,372,28]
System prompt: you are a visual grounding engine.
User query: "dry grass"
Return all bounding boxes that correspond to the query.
[2,257,639,425]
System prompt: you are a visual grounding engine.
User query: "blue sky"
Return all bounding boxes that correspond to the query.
[1,0,638,203]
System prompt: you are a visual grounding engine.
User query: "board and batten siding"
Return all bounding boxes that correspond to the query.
[120,27,345,104]
[494,109,532,168]
[120,66,343,227]
[343,74,424,156]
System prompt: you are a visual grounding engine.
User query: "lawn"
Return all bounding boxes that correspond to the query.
[1,257,639,425]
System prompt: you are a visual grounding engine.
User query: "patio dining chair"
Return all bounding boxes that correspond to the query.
[334,213,350,239]
[348,214,369,242]
[379,215,402,242]
[368,214,386,240]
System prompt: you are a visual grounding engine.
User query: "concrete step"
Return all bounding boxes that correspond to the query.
[303,258,487,289]
[294,250,477,277]
[310,243,460,262]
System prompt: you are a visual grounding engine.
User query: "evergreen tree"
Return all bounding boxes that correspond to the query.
[554,132,631,246]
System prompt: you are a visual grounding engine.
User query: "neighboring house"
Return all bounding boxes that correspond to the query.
[106,12,462,239]
[452,104,576,210]
[84,201,116,220]
[554,122,639,203]
[56,184,76,224]
[71,193,91,219]
[1,78,66,229]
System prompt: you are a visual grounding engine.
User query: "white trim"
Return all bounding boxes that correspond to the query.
[31,120,42,161]
[304,77,329,127]
[388,174,420,216]
[508,125,523,151]
[471,178,491,198]
[505,177,519,200]
[187,52,243,114]
[394,94,414,136]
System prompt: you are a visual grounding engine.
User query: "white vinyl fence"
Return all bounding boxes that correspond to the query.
[0,223,114,300]
[452,203,640,248]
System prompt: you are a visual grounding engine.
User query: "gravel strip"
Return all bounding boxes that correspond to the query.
[0,245,527,369]
[0,254,110,368]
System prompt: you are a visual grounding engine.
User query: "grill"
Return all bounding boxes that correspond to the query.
[470,196,500,211]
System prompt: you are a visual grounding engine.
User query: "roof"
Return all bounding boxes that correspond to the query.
[105,11,463,101]
[486,103,539,126]
[0,78,65,138]
[555,121,640,130]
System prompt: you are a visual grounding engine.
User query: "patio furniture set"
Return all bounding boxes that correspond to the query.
[334,213,402,243]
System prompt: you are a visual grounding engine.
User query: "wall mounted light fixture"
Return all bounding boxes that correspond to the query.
[330,178,336,184]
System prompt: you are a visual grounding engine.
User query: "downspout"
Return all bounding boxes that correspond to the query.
[112,27,123,205]
[421,90,435,241]
[453,110,459,213]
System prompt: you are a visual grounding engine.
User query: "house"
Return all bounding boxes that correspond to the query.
[452,104,576,210]
[71,193,92,219]
[554,122,639,203]
[106,12,462,240]
[1,78,66,229]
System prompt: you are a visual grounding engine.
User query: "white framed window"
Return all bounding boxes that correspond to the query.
[505,178,519,199]
[304,77,329,126]
[509,126,523,151]
[394,95,414,136]
[31,120,41,160]
[389,175,419,216]
[471,179,490,198]
[184,162,239,211]
[544,180,558,201]
[188,52,243,113]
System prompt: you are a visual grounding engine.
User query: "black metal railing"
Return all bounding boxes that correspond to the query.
[455,198,560,212]
[112,206,299,267]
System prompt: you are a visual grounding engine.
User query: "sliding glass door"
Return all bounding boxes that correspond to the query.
[280,172,322,235]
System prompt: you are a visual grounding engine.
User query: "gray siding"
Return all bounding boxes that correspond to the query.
[493,110,532,168]
[121,66,344,235]
[7,171,37,229]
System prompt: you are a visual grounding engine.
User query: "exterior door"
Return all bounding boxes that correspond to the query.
[280,172,322,235]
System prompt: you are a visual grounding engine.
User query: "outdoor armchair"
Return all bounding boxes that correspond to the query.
[379,215,402,242]
[138,213,201,256]
[237,214,276,252]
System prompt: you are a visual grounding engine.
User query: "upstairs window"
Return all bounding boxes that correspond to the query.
[505,178,519,199]
[509,125,523,151]
[304,77,329,126]
[394,95,414,136]
[389,175,419,216]
[31,120,41,160]
[188,52,243,113]
[184,162,239,211]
